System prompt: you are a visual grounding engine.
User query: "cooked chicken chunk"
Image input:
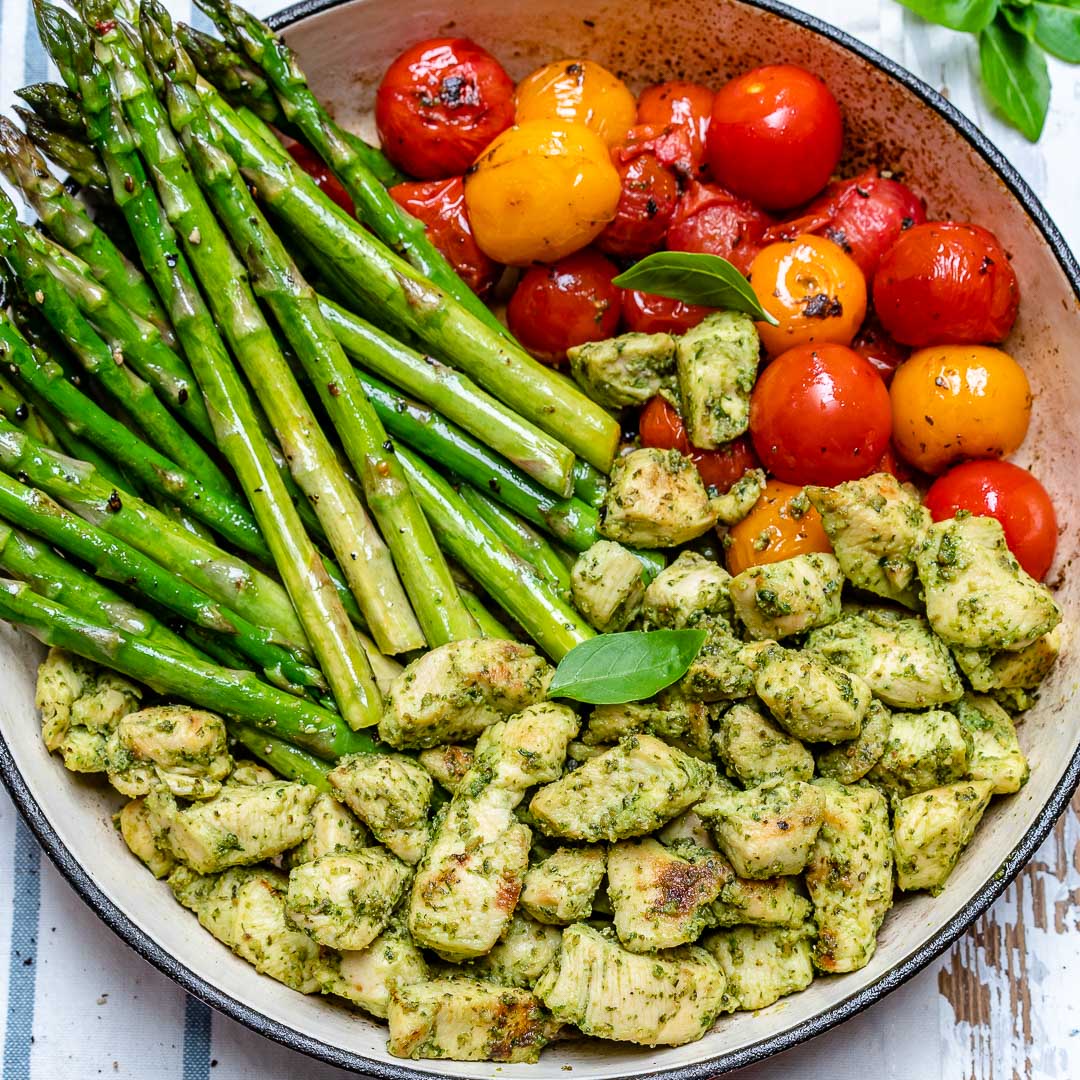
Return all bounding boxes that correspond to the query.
[952,625,1062,692]
[678,620,755,703]
[470,913,563,988]
[716,702,815,786]
[659,808,718,850]
[285,793,368,868]
[893,780,995,893]
[729,553,843,640]
[600,448,716,548]
[867,709,970,796]
[710,468,766,526]
[805,779,893,973]
[703,924,814,1011]
[520,846,606,925]
[711,873,812,929]
[570,540,646,632]
[529,734,715,842]
[117,797,175,878]
[584,690,712,756]
[417,744,475,794]
[568,330,676,409]
[956,694,1029,794]
[226,761,277,786]
[815,699,892,784]
[915,514,1061,650]
[642,550,734,629]
[379,638,552,749]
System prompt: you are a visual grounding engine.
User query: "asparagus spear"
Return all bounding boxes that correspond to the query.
[0,578,367,759]
[175,21,279,120]
[457,587,512,639]
[0,369,60,449]
[229,723,335,790]
[14,82,85,135]
[14,109,110,190]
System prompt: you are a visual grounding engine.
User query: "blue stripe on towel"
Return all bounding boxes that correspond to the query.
[182,996,212,1080]
[21,10,47,83]
[2,818,41,1080]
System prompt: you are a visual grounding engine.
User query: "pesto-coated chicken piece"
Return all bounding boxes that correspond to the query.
[470,912,563,989]
[697,779,825,879]
[729,553,843,641]
[893,780,995,893]
[36,647,142,774]
[815,698,892,784]
[519,846,607,925]
[600,448,716,549]
[388,977,558,1063]
[535,923,730,1047]
[679,619,755,702]
[805,779,894,974]
[642,550,734,629]
[716,702,815,787]
[805,608,964,709]
[806,473,930,607]
[607,837,730,951]
[226,761,277,786]
[867,708,970,797]
[915,514,1061,651]
[659,809,718,850]
[702,924,815,1011]
[568,330,676,409]
[710,873,812,929]
[570,540,646,632]
[584,690,712,757]
[956,694,1029,794]
[378,638,552,749]
[285,793,369,868]
[117,797,175,879]
[529,734,715,842]
[409,703,578,960]
[417,744,475,794]
[675,311,760,448]
[328,753,434,864]
[710,468,766,526]
[952,625,1061,692]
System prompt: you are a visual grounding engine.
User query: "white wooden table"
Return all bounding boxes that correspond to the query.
[0,1,1077,1077]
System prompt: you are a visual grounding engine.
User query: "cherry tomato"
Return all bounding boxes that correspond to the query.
[748,235,867,355]
[375,38,515,179]
[515,59,637,147]
[286,141,354,215]
[726,479,833,575]
[925,460,1057,580]
[873,222,1020,346]
[706,64,843,211]
[639,394,686,450]
[874,443,920,485]
[621,289,712,335]
[889,345,1031,474]
[764,169,926,280]
[665,180,775,276]
[464,120,621,265]
[852,311,909,385]
[388,177,499,297]
[749,343,892,486]
[596,127,680,258]
[507,249,621,363]
[637,80,714,177]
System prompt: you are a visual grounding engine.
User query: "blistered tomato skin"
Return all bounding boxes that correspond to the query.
[665,180,775,276]
[621,289,712,335]
[706,64,843,211]
[726,478,833,576]
[749,343,892,487]
[374,38,515,179]
[637,80,714,176]
[286,141,354,215]
[515,59,637,147]
[507,249,621,364]
[388,177,499,297]
[873,222,1020,346]
[889,345,1032,475]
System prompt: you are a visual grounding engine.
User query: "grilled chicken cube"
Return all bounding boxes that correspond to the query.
[680,620,755,702]
[729,553,843,641]
[584,690,712,756]
[642,550,734,629]
[806,608,964,709]
[806,779,894,973]
[698,780,824,879]
[328,753,434,864]
[675,311,759,448]
[867,708,970,796]
[716,702,815,787]
[711,874,812,929]
[285,793,369,868]
[570,540,646,632]
[568,330,676,409]
[815,699,892,784]
[529,734,715,842]
[952,625,1061,692]
[807,474,930,607]
[710,468,766,527]
[659,809,718,851]
[388,978,557,1063]
[607,838,730,951]
[894,780,995,893]
[117,797,175,878]
[600,448,716,548]
[379,638,552,750]
[702,924,814,1011]
[535,923,729,1047]
[915,514,1061,651]
[470,913,563,988]
[956,694,1029,794]
[418,744,475,794]
[520,846,607,925]
[226,761,277,786]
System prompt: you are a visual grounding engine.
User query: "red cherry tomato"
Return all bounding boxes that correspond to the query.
[388,177,499,297]
[637,81,714,177]
[286,141,354,215]
[507,249,621,363]
[749,343,892,486]
[852,311,910,385]
[375,38,515,179]
[639,394,688,450]
[706,64,843,211]
[873,222,1020,346]
[925,460,1057,580]
[665,179,775,276]
[621,289,712,335]
[874,443,920,485]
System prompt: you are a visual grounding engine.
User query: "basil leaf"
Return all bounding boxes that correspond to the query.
[979,12,1051,141]
[1002,3,1038,38]
[612,252,779,326]
[895,0,999,32]
[547,628,708,704]
[1031,0,1080,62]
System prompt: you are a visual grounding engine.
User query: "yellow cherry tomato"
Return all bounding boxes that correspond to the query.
[464,120,621,265]
[749,235,868,355]
[515,59,637,147]
[725,479,832,576]
[890,345,1032,474]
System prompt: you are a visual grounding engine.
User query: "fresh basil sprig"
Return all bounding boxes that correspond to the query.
[611,252,780,326]
[547,628,708,705]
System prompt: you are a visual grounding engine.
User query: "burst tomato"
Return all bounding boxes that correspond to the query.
[665,179,775,276]
[726,479,833,575]
[286,141,354,215]
[620,289,712,335]
[852,311,910,385]
[636,80,714,177]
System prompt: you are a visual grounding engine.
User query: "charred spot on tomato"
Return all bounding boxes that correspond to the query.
[901,216,915,230]
[802,293,843,319]
[566,62,585,79]
[646,197,658,217]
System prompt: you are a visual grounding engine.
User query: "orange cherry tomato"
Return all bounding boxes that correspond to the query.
[726,479,832,576]
[636,80,714,177]
[515,59,637,147]
[889,345,1032,475]
[748,235,867,355]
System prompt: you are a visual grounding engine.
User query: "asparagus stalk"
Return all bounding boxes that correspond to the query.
[457,586,512,639]
[14,82,85,135]
[14,109,110,190]
[0,577,367,759]
[0,369,60,449]
[229,723,336,790]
